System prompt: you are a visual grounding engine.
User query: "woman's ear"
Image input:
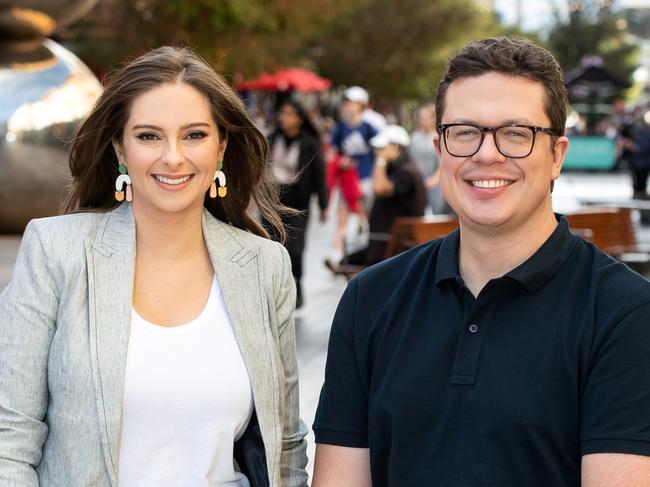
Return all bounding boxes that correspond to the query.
[112,139,124,163]
[218,135,228,161]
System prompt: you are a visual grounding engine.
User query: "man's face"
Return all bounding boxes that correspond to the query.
[434,72,568,232]
[341,100,363,124]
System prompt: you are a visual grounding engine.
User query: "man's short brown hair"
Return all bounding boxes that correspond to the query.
[435,37,568,136]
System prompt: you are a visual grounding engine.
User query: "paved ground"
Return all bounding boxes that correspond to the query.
[1,171,648,480]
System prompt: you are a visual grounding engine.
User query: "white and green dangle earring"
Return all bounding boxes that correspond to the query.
[209,160,227,198]
[115,161,132,202]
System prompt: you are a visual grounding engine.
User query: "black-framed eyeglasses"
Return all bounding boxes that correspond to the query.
[437,123,559,158]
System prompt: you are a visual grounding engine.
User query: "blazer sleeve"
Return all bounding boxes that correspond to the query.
[0,220,58,485]
[274,242,309,486]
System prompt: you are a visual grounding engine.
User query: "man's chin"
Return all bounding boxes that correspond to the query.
[458,210,513,232]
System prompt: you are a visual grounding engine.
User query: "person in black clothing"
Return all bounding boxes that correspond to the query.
[312,37,650,487]
[630,115,650,198]
[327,124,425,268]
[266,100,328,308]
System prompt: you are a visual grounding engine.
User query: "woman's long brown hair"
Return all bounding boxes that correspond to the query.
[64,46,286,240]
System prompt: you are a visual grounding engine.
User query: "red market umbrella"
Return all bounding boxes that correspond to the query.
[236,72,278,91]
[236,68,331,92]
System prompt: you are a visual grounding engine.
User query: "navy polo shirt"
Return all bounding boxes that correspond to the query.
[313,216,650,487]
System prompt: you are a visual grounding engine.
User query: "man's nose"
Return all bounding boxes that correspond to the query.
[472,130,506,164]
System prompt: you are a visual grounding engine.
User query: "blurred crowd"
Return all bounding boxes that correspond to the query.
[252,86,455,308]
[252,87,650,309]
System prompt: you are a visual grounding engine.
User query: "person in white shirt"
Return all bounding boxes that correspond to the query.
[0,46,307,487]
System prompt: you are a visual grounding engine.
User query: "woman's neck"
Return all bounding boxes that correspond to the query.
[283,126,300,138]
[132,203,206,258]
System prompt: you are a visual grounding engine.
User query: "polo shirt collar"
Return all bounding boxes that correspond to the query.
[435,215,580,293]
[435,227,461,285]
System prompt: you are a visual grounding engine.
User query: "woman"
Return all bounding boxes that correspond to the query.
[0,46,308,486]
[267,100,328,308]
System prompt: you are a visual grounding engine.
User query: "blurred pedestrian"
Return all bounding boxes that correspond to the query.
[267,100,328,308]
[325,125,425,269]
[409,103,451,214]
[0,46,308,486]
[630,111,650,199]
[328,86,378,261]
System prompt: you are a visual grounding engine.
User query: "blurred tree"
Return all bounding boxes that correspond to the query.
[546,0,638,86]
[313,0,495,100]
[59,0,363,77]
[60,0,512,101]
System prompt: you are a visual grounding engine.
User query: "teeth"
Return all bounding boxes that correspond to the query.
[155,175,191,185]
[470,179,513,189]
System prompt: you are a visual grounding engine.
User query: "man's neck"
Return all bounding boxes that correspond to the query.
[458,206,558,297]
[346,115,362,128]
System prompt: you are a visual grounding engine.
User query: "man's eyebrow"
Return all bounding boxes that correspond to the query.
[443,119,534,126]
[131,122,212,131]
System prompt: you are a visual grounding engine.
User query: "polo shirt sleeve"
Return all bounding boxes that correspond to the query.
[390,167,414,198]
[580,301,650,457]
[313,279,369,448]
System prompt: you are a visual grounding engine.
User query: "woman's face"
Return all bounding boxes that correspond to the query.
[114,81,227,221]
[279,104,303,134]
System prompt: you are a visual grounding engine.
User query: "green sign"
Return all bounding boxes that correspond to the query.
[563,135,616,170]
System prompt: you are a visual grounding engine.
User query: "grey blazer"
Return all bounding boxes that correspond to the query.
[0,203,308,486]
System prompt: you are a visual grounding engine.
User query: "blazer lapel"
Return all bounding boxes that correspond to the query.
[202,212,279,479]
[84,206,278,484]
[85,204,135,486]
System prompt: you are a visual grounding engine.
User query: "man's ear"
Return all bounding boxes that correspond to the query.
[551,136,569,181]
[433,133,442,157]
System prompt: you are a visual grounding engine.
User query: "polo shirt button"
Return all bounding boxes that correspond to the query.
[468,323,479,334]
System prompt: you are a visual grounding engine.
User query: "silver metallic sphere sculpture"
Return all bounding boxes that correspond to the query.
[0,1,102,233]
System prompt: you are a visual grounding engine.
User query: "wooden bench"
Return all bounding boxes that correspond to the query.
[386,208,647,261]
[565,207,649,263]
[329,207,649,280]
[330,215,459,280]
[384,215,459,257]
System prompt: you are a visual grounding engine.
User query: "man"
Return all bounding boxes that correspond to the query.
[331,86,378,184]
[327,124,425,268]
[312,37,650,487]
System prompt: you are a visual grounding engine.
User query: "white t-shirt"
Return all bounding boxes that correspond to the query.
[362,108,387,131]
[118,277,254,487]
